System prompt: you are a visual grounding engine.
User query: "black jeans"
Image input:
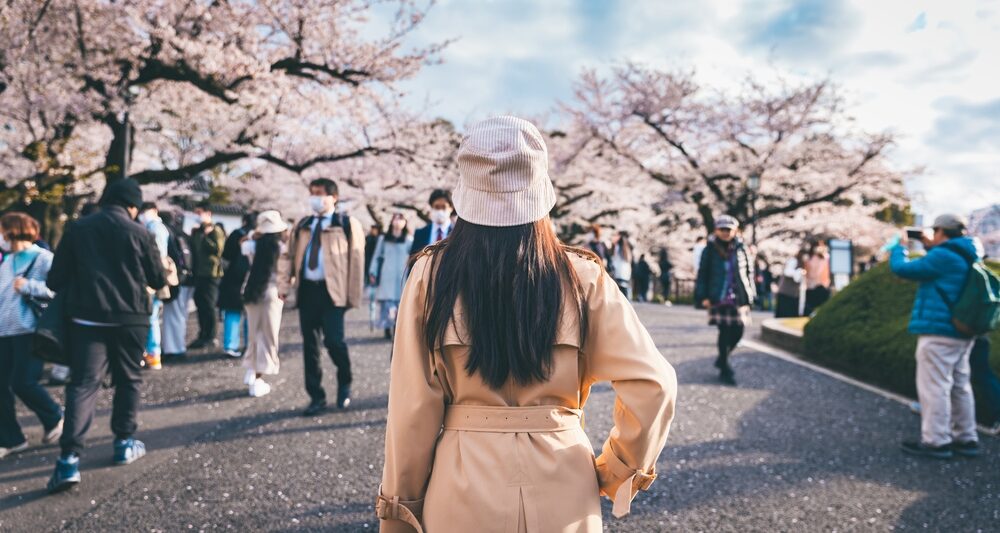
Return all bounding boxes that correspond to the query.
[803,286,830,316]
[774,294,800,318]
[193,276,221,341]
[299,281,352,403]
[0,334,62,447]
[716,323,744,373]
[61,324,146,457]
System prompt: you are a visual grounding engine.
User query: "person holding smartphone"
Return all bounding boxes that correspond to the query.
[890,214,981,459]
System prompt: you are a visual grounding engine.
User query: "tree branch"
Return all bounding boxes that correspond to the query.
[130,151,249,184]
[133,57,237,104]
[756,146,882,220]
[257,145,414,174]
[268,58,371,87]
[636,114,727,202]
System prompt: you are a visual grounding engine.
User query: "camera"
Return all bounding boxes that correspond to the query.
[904,227,927,240]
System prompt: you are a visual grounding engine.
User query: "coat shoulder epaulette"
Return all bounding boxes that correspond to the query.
[563,245,602,265]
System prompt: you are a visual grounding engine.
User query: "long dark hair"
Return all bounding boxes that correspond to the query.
[419,218,590,389]
[384,214,409,243]
[243,233,282,304]
[614,232,632,263]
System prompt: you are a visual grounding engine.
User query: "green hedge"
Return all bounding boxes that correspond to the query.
[803,261,1000,399]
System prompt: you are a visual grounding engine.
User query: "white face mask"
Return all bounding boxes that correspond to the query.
[310,195,331,214]
[0,234,9,253]
[430,209,451,225]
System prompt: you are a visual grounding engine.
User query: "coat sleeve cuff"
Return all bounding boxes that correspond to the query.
[595,451,657,518]
[375,486,424,533]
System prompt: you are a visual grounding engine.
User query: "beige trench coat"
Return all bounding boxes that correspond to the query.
[376,251,678,532]
[277,214,365,309]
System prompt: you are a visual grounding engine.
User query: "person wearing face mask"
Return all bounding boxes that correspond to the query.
[45,178,167,493]
[369,213,413,340]
[409,189,455,256]
[188,204,226,351]
[138,203,171,370]
[278,178,365,416]
[694,215,756,386]
[0,213,62,461]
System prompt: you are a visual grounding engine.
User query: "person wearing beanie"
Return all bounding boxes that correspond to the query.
[45,178,167,493]
[240,211,289,398]
[376,116,677,533]
[890,213,982,459]
[694,215,756,386]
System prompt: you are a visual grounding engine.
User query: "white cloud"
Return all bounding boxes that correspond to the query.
[379,0,1000,217]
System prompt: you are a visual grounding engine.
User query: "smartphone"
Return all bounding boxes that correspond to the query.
[905,227,926,240]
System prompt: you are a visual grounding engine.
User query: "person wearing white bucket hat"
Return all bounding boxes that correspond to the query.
[240,210,289,397]
[377,116,677,533]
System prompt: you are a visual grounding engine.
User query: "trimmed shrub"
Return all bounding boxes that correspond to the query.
[803,261,1000,400]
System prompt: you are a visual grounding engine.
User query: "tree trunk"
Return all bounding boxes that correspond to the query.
[104,114,131,182]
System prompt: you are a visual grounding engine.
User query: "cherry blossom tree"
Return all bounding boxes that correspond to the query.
[564,63,909,260]
[0,0,445,241]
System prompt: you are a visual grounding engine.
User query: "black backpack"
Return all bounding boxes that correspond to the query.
[167,226,194,286]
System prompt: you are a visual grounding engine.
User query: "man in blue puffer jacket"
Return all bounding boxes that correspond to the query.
[890,213,980,459]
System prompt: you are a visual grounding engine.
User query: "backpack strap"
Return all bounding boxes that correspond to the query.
[339,213,353,245]
[21,252,41,278]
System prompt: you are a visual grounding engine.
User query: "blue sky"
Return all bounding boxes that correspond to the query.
[377,0,1000,219]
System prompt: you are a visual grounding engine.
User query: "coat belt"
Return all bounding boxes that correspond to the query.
[442,405,583,433]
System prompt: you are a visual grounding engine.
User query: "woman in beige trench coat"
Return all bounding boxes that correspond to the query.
[376,116,677,533]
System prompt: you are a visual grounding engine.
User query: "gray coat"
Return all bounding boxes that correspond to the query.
[370,235,413,302]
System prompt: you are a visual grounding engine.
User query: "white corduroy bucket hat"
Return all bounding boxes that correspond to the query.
[453,115,556,227]
[256,210,289,234]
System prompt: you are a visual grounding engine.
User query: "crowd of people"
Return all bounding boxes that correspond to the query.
[0,115,994,530]
[0,167,482,494]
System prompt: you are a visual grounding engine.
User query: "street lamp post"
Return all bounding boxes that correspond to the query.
[748,173,761,245]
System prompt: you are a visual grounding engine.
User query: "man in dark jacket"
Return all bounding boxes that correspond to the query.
[45,178,167,493]
[890,213,981,459]
[409,189,453,256]
[695,215,756,386]
[218,213,255,357]
[188,205,226,350]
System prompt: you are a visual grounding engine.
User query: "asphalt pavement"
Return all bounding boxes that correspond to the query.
[1,303,997,532]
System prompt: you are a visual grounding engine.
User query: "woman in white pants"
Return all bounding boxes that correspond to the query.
[240,211,288,397]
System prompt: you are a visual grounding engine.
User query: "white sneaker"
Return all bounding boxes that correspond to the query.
[43,418,63,444]
[249,379,271,398]
[244,369,256,386]
[0,441,29,459]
